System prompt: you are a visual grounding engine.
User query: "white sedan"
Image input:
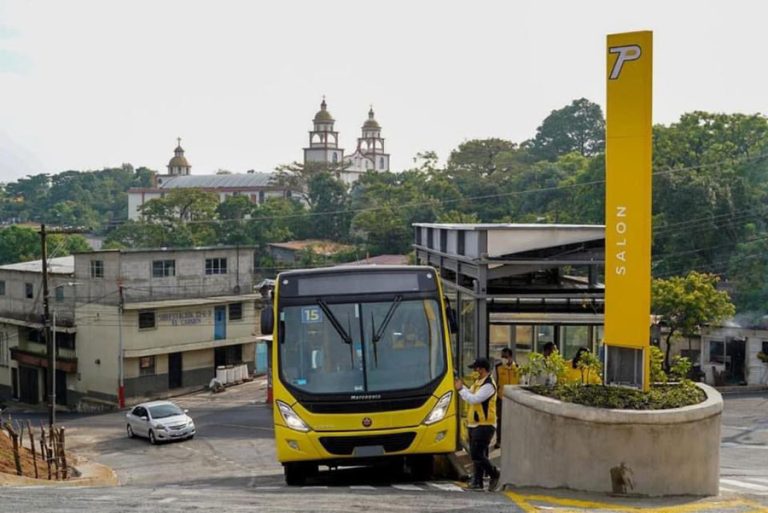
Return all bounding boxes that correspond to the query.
[126,400,196,444]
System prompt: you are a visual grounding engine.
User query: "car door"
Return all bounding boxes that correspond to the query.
[127,407,140,434]
[135,407,150,436]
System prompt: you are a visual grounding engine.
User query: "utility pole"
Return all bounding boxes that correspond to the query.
[117,283,125,408]
[40,224,54,427]
[40,224,84,426]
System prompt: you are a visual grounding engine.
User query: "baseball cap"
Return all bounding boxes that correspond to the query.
[467,357,491,371]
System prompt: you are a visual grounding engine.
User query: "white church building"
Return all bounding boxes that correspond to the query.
[303,98,390,185]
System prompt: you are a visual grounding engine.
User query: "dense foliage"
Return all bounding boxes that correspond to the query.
[529,382,705,410]
[2,99,768,314]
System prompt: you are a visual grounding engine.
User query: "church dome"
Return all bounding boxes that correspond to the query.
[362,107,380,129]
[314,98,334,123]
[168,138,190,169]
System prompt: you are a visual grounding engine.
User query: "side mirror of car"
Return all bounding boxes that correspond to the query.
[140,416,148,422]
[261,306,274,335]
[184,409,189,414]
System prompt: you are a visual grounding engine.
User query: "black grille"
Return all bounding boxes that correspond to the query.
[303,396,428,414]
[319,432,416,456]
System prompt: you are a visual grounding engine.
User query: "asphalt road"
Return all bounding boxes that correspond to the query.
[1,383,766,513]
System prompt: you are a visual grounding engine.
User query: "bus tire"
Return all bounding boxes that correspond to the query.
[408,455,434,481]
[284,462,310,486]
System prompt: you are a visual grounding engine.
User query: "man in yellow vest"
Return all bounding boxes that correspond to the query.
[494,347,519,448]
[454,357,501,491]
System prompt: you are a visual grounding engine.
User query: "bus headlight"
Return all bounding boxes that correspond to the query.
[277,401,310,432]
[423,391,452,425]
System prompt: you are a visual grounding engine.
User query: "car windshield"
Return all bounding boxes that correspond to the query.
[149,404,184,419]
[279,298,445,394]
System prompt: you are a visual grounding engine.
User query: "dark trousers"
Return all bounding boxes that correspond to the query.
[469,425,496,484]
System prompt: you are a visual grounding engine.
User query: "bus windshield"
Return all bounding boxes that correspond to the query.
[279,298,445,394]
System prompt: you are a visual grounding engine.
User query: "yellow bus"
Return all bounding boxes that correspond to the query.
[261,265,458,485]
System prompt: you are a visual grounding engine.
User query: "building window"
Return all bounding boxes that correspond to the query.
[139,356,155,376]
[258,190,265,203]
[55,286,64,302]
[229,303,243,321]
[709,340,725,363]
[762,341,768,355]
[152,259,176,278]
[205,258,227,275]
[25,283,33,299]
[0,281,5,296]
[379,157,384,169]
[139,310,156,330]
[332,152,338,163]
[90,260,104,278]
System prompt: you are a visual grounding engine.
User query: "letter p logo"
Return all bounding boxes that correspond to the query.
[608,45,642,80]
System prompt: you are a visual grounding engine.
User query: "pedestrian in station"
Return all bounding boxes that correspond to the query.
[494,348,518,448]
[455,357,501,491]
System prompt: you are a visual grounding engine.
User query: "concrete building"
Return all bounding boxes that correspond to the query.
[303,99,390,185]
[700,325,768,386]
[127,140,293,220]
[0,246,261,409]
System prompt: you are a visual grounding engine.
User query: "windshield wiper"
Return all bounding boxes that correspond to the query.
[369,295,403,367]
[372,296,402,345]
[316,299,352,345]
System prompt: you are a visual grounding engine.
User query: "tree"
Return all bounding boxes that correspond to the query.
[651,271,736,369]
[307,171,351,241]
[527,98,605,160]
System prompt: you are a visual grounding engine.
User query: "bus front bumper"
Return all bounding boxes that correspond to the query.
[275,416,456,463]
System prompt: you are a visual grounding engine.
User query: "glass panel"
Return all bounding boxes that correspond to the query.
[459,296,476,381]
[709,340,725,363]
[562,325,590,360]
[279,300,445,395]
[489,324,511,364]
[534,325,554,353]
[513,325,533,365]
[362,299,444,392]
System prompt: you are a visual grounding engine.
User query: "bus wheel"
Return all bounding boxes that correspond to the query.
[408,455,434,481]
[284,462,314,486]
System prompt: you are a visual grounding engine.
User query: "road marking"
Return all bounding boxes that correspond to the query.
[392,484,424,491]
[722,443,768,451]
[302,486,328,489]
[505,491,748,513]
[219,423,275,432]
[156,497,177,504]
[428,482,464,492]
[350,485,376,490]
[721,479,768,492]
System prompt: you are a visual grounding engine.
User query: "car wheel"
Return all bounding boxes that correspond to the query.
[127,425,135,438]
[148,430,157,445]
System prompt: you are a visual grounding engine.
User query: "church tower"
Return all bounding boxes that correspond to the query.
[168,137,191,176]
[303,97,344,167]
[156,137,192,186]
[357,107,389,171]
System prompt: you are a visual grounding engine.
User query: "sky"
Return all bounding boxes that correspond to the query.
[0,0,766,182]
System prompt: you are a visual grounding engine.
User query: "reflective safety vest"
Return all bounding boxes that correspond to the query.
[467,375,497,427]
[496,363,519,388]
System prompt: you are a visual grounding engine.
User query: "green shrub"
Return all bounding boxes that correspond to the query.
[528,381,704,410]
[670,355,692,381]
[650,346,667,384]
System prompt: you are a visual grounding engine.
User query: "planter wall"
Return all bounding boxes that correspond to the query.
[500,383,722,496]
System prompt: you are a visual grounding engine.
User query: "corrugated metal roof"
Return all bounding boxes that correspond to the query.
[0,256,74,274]
[160,173,274,189]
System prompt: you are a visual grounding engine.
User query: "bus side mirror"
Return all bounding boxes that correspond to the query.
[446,306,458,334]
[261,307,274,335]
